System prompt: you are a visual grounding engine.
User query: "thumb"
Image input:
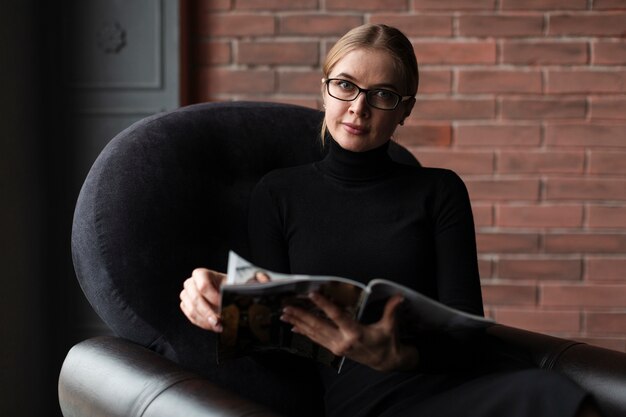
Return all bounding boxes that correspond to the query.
[255,271,271,283]
[378,294,405,331]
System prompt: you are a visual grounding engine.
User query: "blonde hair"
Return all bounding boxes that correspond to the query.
[320,24,419,142]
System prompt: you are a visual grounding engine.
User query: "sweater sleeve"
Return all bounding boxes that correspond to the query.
[414,170,487,373]
[432,170,484,317]
[247,177,291,274]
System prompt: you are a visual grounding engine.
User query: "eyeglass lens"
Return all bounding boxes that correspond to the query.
[326,79,401,110]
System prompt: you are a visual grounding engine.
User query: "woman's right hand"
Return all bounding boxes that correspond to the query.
[180,268,226,332]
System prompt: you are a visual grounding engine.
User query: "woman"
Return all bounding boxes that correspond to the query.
[180,24,599,417]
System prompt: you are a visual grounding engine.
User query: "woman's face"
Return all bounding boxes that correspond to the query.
[323,48,415,153]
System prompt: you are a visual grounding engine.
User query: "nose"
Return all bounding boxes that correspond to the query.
[349,92,370,116]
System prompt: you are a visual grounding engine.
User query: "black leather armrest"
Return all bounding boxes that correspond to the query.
[485,325,626,417]
[59,329,626,417]
[555,343,626,417]
[58,336,281,417]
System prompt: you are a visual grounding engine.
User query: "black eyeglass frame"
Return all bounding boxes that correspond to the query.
[323,78,414,111]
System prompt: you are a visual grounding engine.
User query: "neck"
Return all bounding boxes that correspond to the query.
[317,138,394,181]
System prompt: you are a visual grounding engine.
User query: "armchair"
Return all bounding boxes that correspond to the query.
[60,102,626,417]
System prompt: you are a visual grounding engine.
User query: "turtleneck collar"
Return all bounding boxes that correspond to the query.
[316,137,395,181]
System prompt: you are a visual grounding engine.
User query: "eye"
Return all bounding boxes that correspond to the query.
[333,79,355,91]
[373,89,395,100]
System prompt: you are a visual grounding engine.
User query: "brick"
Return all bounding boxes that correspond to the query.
[236,0,317,10]
[458,70,542,94]
[546,178,626,201]
[588,206,626,228]
[395,124,452,147]
[327,0,407,11]
[196,41,231,65]
[477,233,541,253]
[498,258,582,281]
[497,205,584,228]
[499,151,584,174]
[238,41,319,66]
[478,257,494,278]
[574,337,626,352]
[278,70,321,94]
[588,151,626,175]
[459,14,544,37]
[418,70,452,94]
[544,233,626,253]
[502,41,588,65]
[591,98,626,120]
[495,309,581,333]
[199,14,275,37]
[482,284,537,305]
[547,70,626,94]
[200,69,275,94]
[412,0,496,10]
[501,0,587,10]
[456,125,541,147]
[483,307,497,321]
[594,0,626,9]
[369,14,453,36]
[473,204,494,227]
[194,90,214,103]
[412,99,495,120]
[587,313,626,335]
[593,41,626,65]
[501,98,586,119]
[467,179,540,201]
[322,39,335,59]
[586,257,626,281]
[541,284,626,307]
[416,151,494,175]
[550,13,626,36]
[197,0,232,11]
[545,124,626,148]
[279,14,363,36]
[413,41,496,65]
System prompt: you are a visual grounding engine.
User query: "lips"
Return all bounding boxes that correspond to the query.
[342,122,369,135]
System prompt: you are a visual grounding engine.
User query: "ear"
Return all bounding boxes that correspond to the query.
[399,97,416,125]
[403,97,416,119]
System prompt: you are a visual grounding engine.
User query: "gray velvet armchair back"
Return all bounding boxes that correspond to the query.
[72,102,325,358]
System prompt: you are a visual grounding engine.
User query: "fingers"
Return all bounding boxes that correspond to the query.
[281,304,341,349]
[281,292,411,370]
[308,292,354,328]
[281,294,337,334]
[180,278,220,332]
[254,271,271,283]
[246,271,272,284]
[179,268,225,332]
[192,268,224,306]
[281,293,358,354]
[379,294,405,330]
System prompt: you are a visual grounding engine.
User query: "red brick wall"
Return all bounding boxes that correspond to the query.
[189,0,626,352]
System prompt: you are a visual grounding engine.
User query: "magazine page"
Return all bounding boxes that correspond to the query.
[359,279,494,338]
[219,252,367,366]
[226,251,312,284]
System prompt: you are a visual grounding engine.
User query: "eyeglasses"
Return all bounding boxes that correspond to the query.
[323,78,413,111]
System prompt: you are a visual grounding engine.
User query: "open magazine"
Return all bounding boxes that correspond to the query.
[218,251,493,370]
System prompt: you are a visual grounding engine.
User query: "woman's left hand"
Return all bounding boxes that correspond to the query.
[280,292,419,372]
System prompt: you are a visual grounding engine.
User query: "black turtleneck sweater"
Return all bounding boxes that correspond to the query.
[248,138,483,316]
[247,138,484,417]
[247,138,587,417]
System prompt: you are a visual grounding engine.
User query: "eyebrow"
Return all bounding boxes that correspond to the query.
[333,72,399,91]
